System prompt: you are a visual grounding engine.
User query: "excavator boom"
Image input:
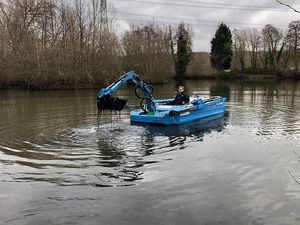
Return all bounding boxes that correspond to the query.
[97,71,156,112]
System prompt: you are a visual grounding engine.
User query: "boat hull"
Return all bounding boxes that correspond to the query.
[130,97,226,125]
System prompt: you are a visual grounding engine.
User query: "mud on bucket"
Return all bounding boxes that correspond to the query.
[97,94,127,111]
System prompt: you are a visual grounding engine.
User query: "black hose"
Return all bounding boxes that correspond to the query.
[134,85,153,98]
[134,83,154,113]
[140,99,148,113]
[148,85,154,94]
[140,98,155,113]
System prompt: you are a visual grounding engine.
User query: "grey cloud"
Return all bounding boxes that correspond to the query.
[109,0,300,51]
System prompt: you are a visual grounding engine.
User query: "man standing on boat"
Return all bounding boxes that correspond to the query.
[169,86,189,105]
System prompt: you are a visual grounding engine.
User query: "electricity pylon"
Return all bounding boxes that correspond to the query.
[100,0,108,31]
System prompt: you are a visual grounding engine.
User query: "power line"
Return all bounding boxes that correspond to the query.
[114,17,288,29]
[160,0,284,9]
[115,0,290,12]
[115,17,217,27]
[113,11,288,29]
[116,11,288,27]
[100,0,108,30]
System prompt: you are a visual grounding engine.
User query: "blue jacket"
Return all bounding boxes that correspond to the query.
[172,92,189,105]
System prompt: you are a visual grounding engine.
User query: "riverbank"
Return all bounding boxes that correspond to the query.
[0,80,105,90]
[1,70,299,90]
[186,70,300,81]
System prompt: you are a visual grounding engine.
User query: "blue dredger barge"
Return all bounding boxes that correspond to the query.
[97,71,226,125]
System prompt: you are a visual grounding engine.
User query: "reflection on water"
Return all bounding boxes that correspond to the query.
[133,113,226,149]
[0,110,226,187]
[0,81,300,187]
[96,114,226,186]
[0,80,300,225]
[210,82,231,101]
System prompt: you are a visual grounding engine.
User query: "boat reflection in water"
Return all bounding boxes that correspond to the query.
[132,113,226,137]
[131,113,227,152]
[96,113,226,186]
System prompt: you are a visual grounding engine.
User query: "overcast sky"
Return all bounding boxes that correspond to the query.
[107,0,300,52]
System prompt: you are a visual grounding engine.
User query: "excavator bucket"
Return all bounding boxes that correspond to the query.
[97,94,127,111]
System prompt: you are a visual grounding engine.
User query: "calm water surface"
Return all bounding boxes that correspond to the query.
[0,80,300,225]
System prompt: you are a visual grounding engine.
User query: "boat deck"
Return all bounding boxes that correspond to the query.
[130,96,226,125]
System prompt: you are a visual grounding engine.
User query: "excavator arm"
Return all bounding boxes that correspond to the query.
[97,71,156,112]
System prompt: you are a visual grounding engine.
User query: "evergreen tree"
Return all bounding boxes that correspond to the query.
[210,23,233,70]
[175,23,192,78]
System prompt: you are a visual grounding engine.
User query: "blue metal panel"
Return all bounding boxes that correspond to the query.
[130,97,226,125]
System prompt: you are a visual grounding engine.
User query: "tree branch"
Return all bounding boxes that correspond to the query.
[288,170,300,185]
[275,0,300,13]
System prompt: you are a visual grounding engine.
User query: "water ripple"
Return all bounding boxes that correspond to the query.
[0,112,226,187]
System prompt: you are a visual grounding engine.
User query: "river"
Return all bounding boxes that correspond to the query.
[0,79,300,225]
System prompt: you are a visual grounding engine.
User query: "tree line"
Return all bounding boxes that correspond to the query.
[210,21,300,77]
[0,0,193,88]
[0,0,120,88]
[0,0,299,89]
[233,21,300,73]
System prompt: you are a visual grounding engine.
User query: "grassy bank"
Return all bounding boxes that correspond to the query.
[2,71,299,90]
[215,70,300,80]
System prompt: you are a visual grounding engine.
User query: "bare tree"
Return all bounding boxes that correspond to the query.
[122,23,174,82]
[286,20,300,71]
[275,0,300,13]
[262,24,284,70]
[90,0,101,75]
[246,28,260,70]
[233,29,247,70]
[0,0,123,88]
[280,30,293,70]
[168,25,176,66]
